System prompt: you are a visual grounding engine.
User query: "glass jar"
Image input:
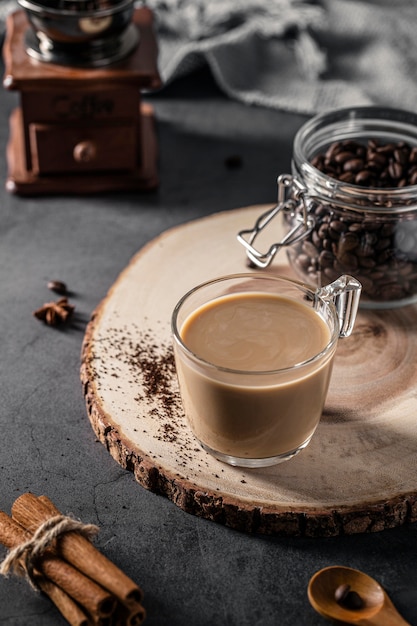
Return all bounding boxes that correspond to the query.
[238,106,417,309]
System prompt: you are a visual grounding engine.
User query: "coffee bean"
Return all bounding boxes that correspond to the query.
[338,251,359,270]
[334,584,365,610]
[319,250,334,268]
[47,280,68,295]
[388,160,403,180]
[367,153,387,170]
[312,230,321,248]
[394,148,408,165]
[376,141,398,154]
[344,158,365,173]
[339,232,359,252]
[345,590,365,610]
[334,583,350,604]
[348,222,362,233]
[302,240,318,257]
[334,151,356,165]
[322,238,333,251]
[355,170,372,185]
[410,147,417,163]
[339,171,355,183]
[318,224,329,238]
[324,142,341,159]
[329,220,347,233]
[328,225,344,240]
[295,254,311,271]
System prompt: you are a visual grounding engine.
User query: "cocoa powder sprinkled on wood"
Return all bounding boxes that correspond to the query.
[133,342,178,416]
[87,325,186,445]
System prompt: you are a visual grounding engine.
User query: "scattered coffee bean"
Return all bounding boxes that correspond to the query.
[47,280,68,295]
[334,584,365,610]
[224,154,242,169]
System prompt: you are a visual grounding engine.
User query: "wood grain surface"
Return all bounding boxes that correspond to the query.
[81,205,417,536]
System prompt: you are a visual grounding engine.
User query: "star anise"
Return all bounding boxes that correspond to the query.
[33,297,75,327]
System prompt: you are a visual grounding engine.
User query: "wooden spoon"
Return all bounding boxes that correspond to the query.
[308,565,411,625]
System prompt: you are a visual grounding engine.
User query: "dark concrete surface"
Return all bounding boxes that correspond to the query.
[0,64,417,625]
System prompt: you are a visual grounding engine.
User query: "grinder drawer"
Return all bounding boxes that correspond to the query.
[29,122,137,175]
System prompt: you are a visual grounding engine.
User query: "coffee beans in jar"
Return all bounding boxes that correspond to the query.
[238,107,417,309]
[311,138,417,188]
[286,197,417,304]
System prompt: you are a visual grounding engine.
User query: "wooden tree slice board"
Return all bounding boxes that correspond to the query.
[81,205,417,536]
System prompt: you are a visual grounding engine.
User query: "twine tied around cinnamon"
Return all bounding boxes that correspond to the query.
[0,514,99,590]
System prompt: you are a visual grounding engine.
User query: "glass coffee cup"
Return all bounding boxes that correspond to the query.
[172,273,361,468]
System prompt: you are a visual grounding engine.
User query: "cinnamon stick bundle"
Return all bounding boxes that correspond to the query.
[0,511,109,625]
[0,493,146,626]
[0,517,89,626]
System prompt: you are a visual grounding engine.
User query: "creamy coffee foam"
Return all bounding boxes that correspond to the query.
[180,293,330,371]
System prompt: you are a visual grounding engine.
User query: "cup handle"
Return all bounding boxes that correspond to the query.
[316,275,362,338]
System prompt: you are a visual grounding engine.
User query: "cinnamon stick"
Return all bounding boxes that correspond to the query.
[37,578,90,626]
[127,608,147,626]
[13,493,144,608]
[0,511,116,624]
[112,601,147,626]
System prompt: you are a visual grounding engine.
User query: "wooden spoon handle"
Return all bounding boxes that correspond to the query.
[365,613,411,626]
[361,595,411,626]
[383,594,411,626]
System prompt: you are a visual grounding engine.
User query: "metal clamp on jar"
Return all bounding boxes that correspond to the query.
[238,106,417,309]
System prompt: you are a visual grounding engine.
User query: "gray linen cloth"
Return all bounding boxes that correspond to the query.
[2,0,417,116]
[145,0,417,115]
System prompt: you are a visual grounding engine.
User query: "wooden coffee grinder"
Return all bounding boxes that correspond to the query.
[2,0,162,195]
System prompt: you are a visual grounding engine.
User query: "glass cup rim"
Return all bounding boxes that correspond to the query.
[171,272,339,376]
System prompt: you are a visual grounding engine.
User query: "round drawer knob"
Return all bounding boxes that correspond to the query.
[73,141,97,163]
